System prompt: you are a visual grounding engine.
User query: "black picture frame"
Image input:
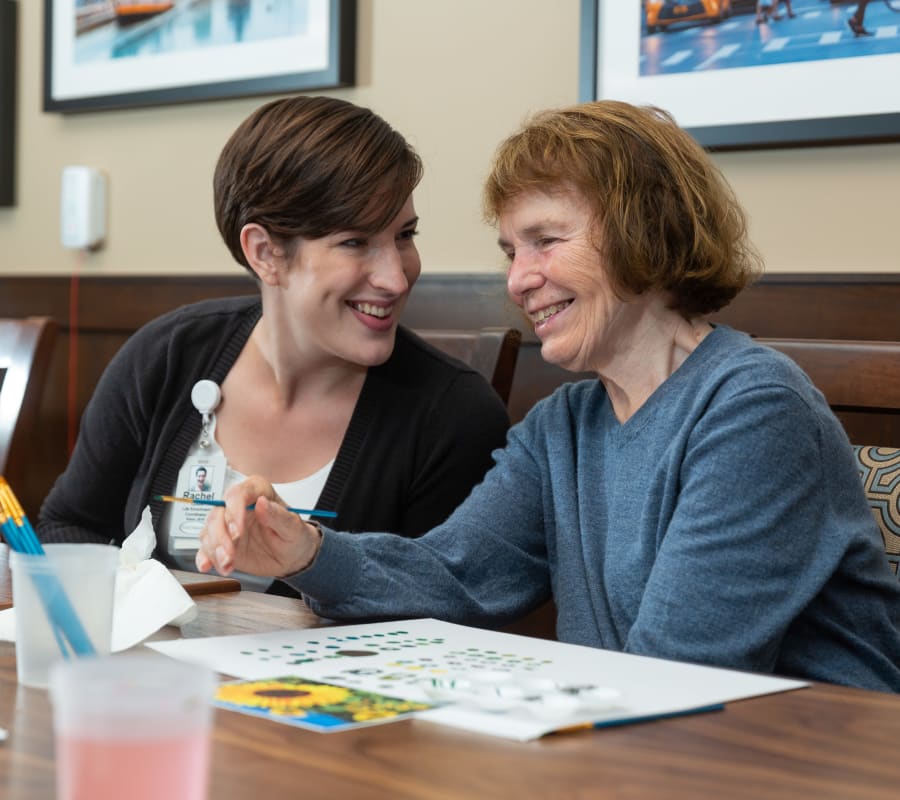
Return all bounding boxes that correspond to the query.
[44,0,356,113]
[0,0,16,206]
[579,0,900,151]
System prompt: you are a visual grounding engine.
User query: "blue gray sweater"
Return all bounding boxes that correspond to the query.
[288,326,900,692]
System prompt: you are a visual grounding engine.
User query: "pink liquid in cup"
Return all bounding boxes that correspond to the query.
[56,732,210,800]
[50,655,215,800]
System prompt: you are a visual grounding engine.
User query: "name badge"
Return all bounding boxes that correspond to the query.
[168,381,227,553]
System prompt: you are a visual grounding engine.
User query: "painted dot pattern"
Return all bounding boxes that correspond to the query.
[236,630,555,693]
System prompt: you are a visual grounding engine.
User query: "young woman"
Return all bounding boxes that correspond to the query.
[38,96,510,592]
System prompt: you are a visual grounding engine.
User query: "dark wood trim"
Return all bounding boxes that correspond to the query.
[0,274,258,330]
[1,272,899,515]
[3,271,900,337]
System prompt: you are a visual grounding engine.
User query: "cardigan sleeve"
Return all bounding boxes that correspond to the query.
[399,370,510,536]
[37,323,164,545]
[37,298,258,548]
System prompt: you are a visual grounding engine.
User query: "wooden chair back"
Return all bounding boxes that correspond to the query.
[0,317,57,490]
[414,327,522,406]
[758,338,900,447]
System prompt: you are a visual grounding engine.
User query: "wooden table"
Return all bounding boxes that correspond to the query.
[2,588,900,798]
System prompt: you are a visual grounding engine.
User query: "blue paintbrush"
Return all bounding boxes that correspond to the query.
[0,478,96,657]
[154,495,337,518]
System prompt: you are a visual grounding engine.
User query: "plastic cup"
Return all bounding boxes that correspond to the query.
[9,543,119,688]
[49,655,216,800]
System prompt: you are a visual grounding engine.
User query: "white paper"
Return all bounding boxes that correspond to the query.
[147,618,807,741]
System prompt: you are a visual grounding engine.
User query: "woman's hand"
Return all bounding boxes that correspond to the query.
[195,475,322,577]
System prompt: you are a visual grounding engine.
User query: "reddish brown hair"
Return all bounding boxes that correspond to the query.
[483,101,762,316]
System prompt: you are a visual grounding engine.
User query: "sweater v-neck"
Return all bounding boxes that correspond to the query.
[603,325,724,443]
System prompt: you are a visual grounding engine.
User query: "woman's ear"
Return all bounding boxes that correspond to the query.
[240,223,284,287]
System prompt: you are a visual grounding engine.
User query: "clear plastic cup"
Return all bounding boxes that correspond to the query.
[9,543,118,688]
[49,655,216,800]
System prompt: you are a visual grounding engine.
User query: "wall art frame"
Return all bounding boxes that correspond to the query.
[0,0,16,205]
[579,0,900,150]
[44,0,356,113]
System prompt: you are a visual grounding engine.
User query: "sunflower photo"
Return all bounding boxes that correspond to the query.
[215,675,434,733]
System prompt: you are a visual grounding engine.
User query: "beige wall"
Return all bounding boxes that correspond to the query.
[1,0,898,277]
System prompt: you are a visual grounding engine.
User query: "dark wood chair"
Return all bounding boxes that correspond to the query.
[414,327,522,406]
[758,338,900,575]
[0,317,58,493]
[757,338,900,448]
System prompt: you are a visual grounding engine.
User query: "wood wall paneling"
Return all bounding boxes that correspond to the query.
[1,273,899,516]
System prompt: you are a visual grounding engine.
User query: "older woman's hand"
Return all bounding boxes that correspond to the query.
[195,475,322,577]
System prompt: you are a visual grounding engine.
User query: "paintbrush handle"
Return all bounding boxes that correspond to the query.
[155,495,337,519]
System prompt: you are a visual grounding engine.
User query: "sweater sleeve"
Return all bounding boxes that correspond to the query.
[286,419,552,625]
[623,381,866,672]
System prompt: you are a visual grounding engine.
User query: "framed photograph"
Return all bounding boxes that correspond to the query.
[0,0,15,205]
[44,0,356,113]
[580,0,900,150]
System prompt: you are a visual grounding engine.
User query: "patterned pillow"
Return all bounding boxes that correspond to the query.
[853,446,900,576]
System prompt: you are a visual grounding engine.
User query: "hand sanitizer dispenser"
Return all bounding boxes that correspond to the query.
[60,166,107,250]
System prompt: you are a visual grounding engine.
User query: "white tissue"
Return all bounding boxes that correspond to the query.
[111,506,197,651]
[120,505,157,565]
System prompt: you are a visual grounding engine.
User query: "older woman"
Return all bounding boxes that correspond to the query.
[197,101,900,691]
[38,96,510,592]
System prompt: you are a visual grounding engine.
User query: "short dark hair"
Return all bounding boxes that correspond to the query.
[483,101,762,316]
[214,95,423,272]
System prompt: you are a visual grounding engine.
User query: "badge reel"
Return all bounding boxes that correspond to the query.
[192,380,221,448]
[168,380,228,554]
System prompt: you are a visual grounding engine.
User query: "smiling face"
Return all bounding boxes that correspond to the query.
[499,188,639,375]
[272,195,421,369]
